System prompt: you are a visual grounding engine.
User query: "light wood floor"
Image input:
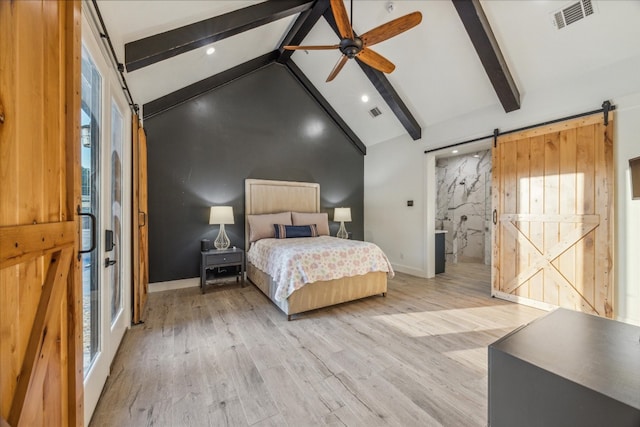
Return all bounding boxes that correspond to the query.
[90,263,544,427]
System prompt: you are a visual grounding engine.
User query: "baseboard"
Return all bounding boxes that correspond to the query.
[149,277,199,293]
[493,292,640,325]
[615,315,640,327]
[390,263,427,278]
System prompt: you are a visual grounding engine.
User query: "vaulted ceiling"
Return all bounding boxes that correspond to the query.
[94,0,640,149]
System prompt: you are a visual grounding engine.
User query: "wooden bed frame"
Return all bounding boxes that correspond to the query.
[244,179,388,320]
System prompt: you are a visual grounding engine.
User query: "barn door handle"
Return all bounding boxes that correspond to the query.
[492,209,497,225]
[77,209,97,254]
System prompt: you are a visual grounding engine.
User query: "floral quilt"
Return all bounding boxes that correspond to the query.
[247,236,394,302]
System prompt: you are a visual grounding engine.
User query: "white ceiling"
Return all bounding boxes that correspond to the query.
[96,0,640,147]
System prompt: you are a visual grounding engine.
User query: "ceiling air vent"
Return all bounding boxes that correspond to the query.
[369,106,382,118]
[552,0,596,29]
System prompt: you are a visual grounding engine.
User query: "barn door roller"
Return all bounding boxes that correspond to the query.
[602,100,611,126]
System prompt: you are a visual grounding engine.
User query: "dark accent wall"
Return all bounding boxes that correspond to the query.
[145,63,364,283]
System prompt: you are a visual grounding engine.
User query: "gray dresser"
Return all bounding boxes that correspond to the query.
[489,308,640,427]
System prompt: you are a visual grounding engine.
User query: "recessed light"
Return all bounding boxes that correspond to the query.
[473,153,480,158]
[361,95,369,103]
[206,47,215,55]
[452,149,459,154]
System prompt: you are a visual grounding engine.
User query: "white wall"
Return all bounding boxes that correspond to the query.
[613,92,640,326]
[364,137,426,277]
[365,62,640,326]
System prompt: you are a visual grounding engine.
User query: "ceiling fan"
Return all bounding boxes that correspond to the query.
[284,0,422,82]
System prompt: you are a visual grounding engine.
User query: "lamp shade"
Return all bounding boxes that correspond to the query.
[333,207,351,222]
[209,206,234,225]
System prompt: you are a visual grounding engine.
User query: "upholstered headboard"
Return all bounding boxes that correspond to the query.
[244,179,320,250]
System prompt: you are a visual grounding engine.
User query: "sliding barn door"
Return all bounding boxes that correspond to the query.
[0,1,83,425]
[132,116,149,323]
[492,114,614,318]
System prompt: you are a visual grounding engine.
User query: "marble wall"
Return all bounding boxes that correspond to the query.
[436,150,491,265]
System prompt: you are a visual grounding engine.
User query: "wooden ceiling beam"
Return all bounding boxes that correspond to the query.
[278,0,330,64]
[143,51,279,119]
[125,0,314,72]
[452,0,520,112]
[322,9,422,141]
[353,58,422,141]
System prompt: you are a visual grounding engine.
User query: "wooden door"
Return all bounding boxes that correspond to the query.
[492,114,614,318]
[0,1,82,426]
[132,117,149,323]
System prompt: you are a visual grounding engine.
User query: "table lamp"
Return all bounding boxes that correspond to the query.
[334,207,351,239]
[209,206,234,249]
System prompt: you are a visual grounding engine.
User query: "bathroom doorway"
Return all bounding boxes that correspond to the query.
[436,150,492,268]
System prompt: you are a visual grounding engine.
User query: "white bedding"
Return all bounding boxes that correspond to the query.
[247,236,394,302]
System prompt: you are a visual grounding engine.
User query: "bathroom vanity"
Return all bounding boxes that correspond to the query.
[435,230,447,273]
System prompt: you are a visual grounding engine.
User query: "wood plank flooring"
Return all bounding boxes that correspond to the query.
[89,263,545,427]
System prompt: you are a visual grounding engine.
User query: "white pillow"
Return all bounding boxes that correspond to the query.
[247,212,292,242]
[291,212,329,236]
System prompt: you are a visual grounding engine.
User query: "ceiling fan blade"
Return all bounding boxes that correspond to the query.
[326,54,349,82]
[361,11,422,47]
[357,48,395,74]
[283,45,340,50]
[330,0,354,40]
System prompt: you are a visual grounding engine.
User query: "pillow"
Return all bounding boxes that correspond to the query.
[247,212,292,242]
[274,224,319,239]
[291,212,329,236]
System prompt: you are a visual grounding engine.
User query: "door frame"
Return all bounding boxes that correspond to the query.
[423,139,493,278]
[81,9,132,424]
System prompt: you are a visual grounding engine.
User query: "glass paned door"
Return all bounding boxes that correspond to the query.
[110,101,123,324]
[81,46,101,375]
[82,17,132,422]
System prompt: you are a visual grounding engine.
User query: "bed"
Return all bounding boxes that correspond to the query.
[244,179,393,320]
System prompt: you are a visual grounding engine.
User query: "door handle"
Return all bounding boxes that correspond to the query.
[139,211,146,227]
[493,209,498,225]
[77,208,97,254]
[104,258,117,268]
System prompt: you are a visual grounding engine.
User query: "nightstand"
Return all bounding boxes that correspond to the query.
[200,247,245,293]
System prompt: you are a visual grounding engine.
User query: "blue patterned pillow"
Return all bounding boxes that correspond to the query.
[273,224,319,239]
